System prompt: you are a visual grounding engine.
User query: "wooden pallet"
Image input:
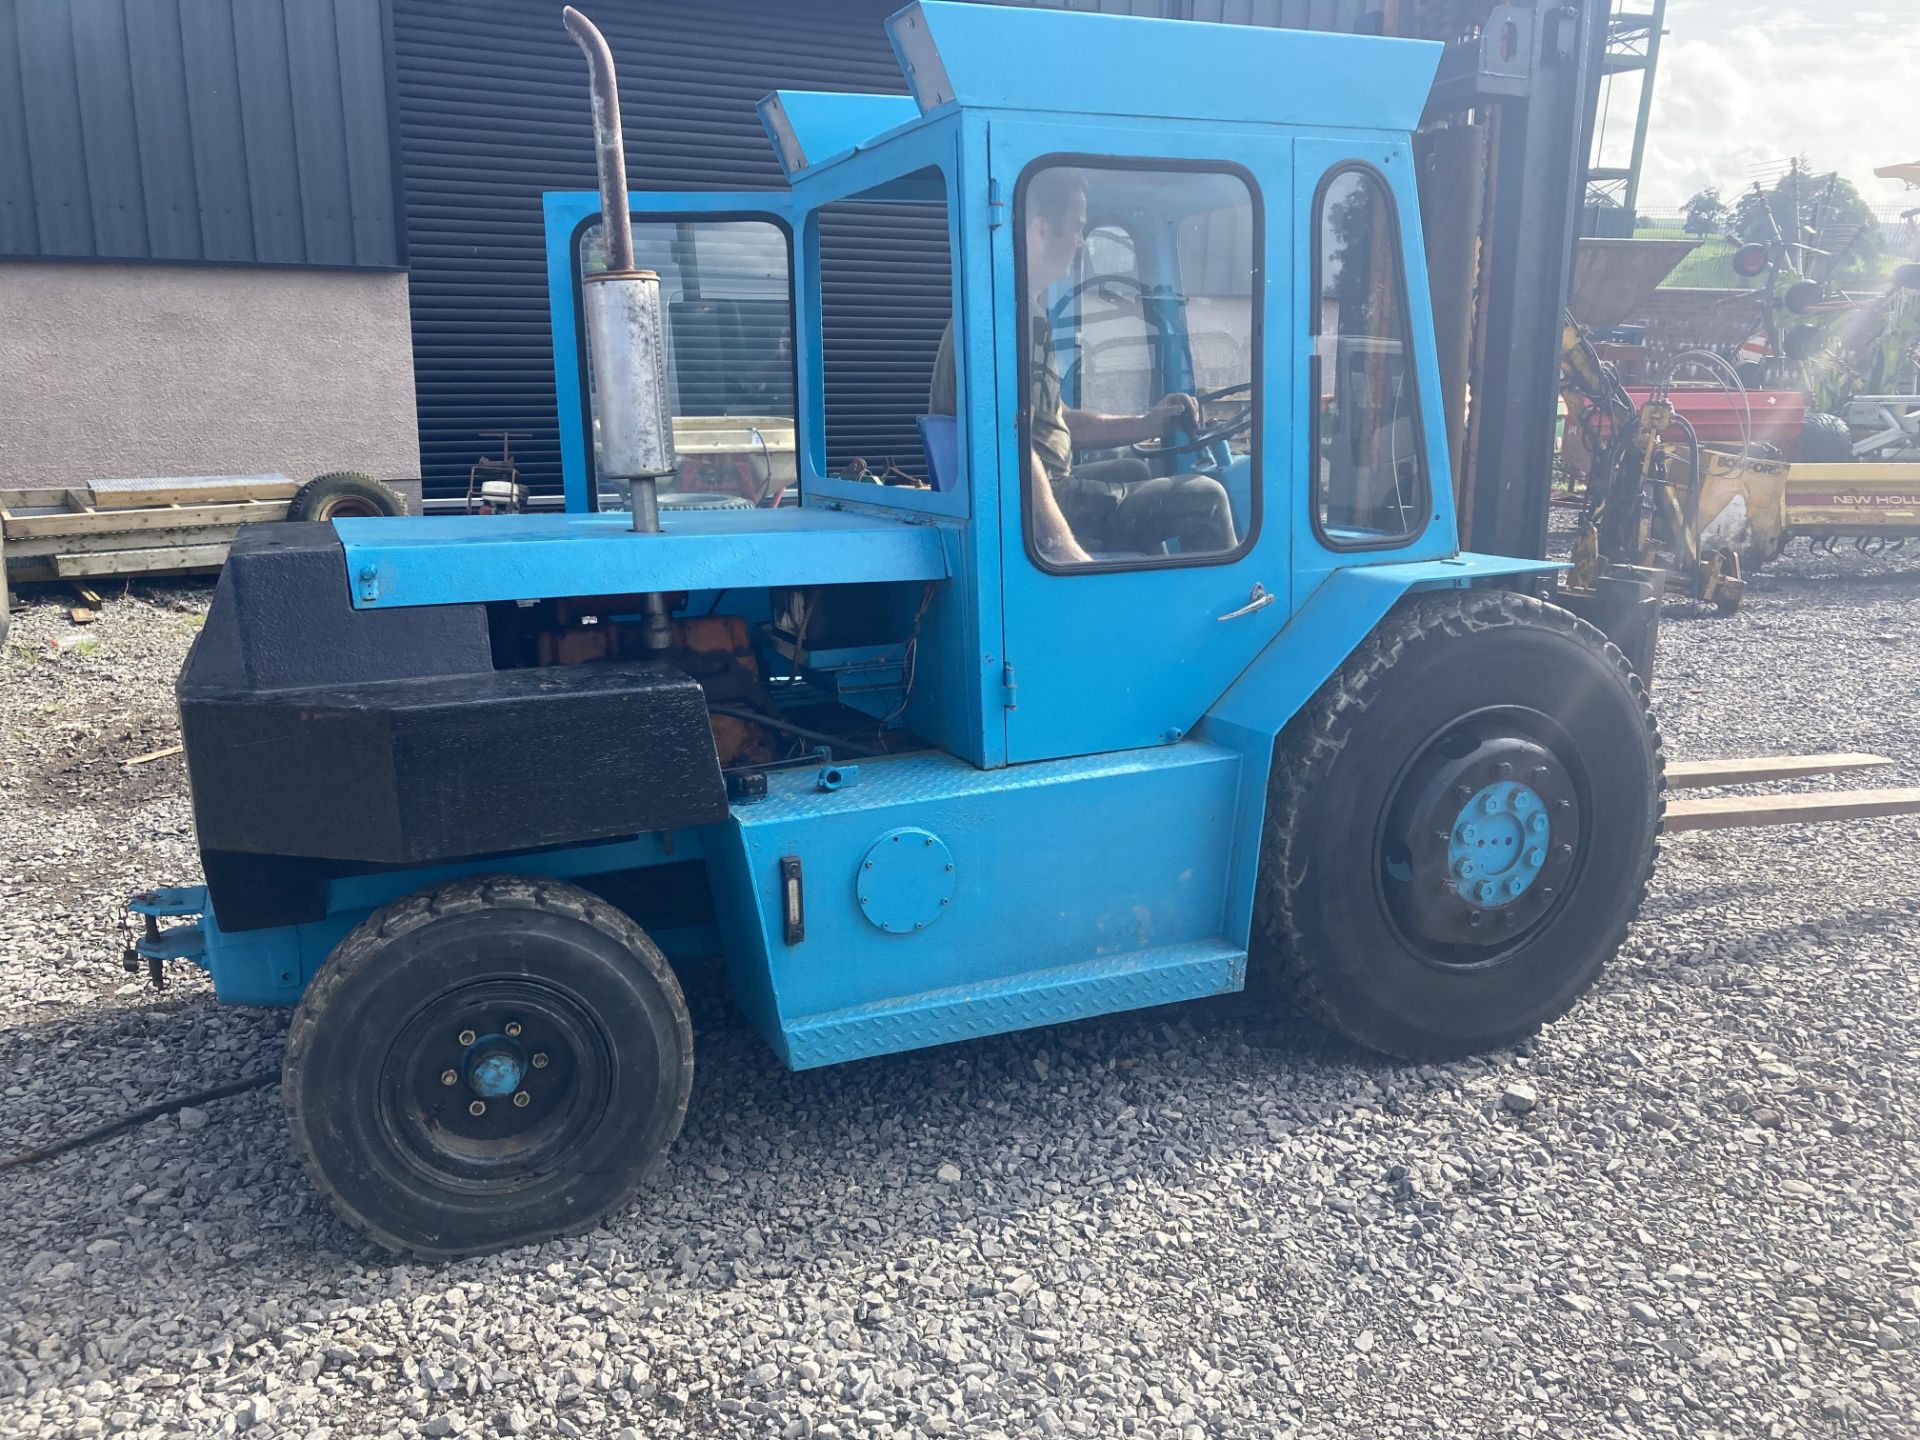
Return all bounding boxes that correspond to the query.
[1,475,295,587]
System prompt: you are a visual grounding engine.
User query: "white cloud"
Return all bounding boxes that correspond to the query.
[1629,0,1917,212]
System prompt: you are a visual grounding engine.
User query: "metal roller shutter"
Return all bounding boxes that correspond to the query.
[392,0,916,503]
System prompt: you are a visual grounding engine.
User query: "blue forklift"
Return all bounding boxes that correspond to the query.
[126,4,1831,1256]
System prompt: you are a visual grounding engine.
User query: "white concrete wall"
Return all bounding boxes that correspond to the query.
[0,261,419,493]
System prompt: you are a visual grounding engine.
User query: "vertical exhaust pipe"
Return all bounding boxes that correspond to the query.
[564,6,677,650]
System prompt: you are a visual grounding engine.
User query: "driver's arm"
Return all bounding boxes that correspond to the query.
[1065,392,1201,447]
[1029,451,1092,565]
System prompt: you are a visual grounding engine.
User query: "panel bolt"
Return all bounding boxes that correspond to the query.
[939,897,949,905]
[440,1069,458,1087]
[914,921,925,930]
[457,1029,477,1046]
[513,1091,531,1108]
[469,1100,487,1117]
[504,1021,523,1038]
[531,1052,549,1069]
[924,837,934,847]
[864,861,873,870]
[944,863,954,872]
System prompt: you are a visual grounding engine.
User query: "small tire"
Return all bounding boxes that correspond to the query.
[1252,590,1664,1060]
[288,470,408,521]
[1797,412,1854,464]
[283,875,693,1259]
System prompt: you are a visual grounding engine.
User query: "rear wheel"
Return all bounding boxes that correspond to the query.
[1253,591,1663,1059]
[283,875,692,1258]
[288,470,408,521]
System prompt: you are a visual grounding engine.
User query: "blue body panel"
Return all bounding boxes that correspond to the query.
[757,91,922,178]
[335,507,950,609]
[701,744,1246,1068]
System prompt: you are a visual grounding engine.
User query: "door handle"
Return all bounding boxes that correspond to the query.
[1217,582,1275,621]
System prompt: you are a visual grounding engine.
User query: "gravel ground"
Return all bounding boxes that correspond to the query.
[1,550,1916,1440]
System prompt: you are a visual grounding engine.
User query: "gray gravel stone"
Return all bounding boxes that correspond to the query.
[3,556,1919,1440]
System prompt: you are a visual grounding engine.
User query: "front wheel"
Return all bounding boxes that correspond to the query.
[1253,591,1664,1059]
[283,875,693,1258]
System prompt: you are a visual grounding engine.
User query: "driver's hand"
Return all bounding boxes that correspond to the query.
[1145,392,1201,437]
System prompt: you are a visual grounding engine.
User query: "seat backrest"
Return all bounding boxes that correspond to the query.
[917,414,958,492]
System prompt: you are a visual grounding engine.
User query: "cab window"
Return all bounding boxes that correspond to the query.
[577,217,795,510]
[1312,166,1427,546]
[1018,160,1260,571]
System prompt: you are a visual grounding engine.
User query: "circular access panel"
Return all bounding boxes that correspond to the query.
[856,827,956,934]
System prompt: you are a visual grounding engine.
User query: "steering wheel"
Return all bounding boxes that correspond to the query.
[1132,381,1254,459]
[1056,271,1151,313]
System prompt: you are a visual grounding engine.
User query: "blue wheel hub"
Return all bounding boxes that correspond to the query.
[1379,730,1583,958]
[1448,781,1551,908]
[464,1035,527,1098]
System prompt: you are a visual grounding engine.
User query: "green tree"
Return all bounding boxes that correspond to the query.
[1682,186,1725,238]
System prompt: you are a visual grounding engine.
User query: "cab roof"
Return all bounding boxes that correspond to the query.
[758,1,1441,179]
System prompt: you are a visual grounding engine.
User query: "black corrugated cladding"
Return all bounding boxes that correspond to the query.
[0,0,400,266]
[392,0,1383,503]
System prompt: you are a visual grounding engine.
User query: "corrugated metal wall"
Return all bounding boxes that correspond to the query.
[392,0,1394,504]
[0,0,400,267]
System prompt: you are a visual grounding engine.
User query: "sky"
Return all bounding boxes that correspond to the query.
[1622,0,1919,213]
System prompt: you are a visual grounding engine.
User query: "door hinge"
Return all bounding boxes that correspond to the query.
[1001,661,1018,709]
[987,177,1004,230]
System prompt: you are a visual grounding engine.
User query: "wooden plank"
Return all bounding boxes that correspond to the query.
[1665,789,1920,833]
[89,476,297,509]
[3,499,288,539]
[54,543,232,579]
[1667,754,1893,789]
[4,524,250,561]
[0,489,91,510]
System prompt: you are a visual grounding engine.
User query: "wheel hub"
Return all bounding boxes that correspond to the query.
[1448,781,1551,907]
[1382,730,1582,959]
[463,1034,527,1098]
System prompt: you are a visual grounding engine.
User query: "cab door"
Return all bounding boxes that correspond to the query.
[985,121,1292,763]
[543,190,797,513]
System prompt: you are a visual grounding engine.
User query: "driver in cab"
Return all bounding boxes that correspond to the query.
[929,168,1238,565]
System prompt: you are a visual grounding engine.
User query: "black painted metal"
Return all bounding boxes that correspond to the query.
[0,0,401,267]
[180,525,728,928]
[1452,0,1607,560]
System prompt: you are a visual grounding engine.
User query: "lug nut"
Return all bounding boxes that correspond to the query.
[1531,813,1549,833]
[1558,843,1573,858]
[1527,849,1545,868]
[531,1052,549,1069]
[513,1091,531,1108]
[505,1021,523,1038]
[457,1029,477,1046]
[1455,785,1474,803]
[1494,762,1513,778]
[1532,766,1550,782]
[469,1100,487,1117]
[1483,795,1501,815]
[1468,912,1484,928]
[440,1069,458,1087]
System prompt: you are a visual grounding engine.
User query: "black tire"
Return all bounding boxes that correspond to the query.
[283,875,693,1258]
[1252,591,1664,1060]
[1798,412,1854,463]
[288,470,408,521]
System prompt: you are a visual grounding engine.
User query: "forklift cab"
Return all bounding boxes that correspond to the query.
[541,0,1464,768]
